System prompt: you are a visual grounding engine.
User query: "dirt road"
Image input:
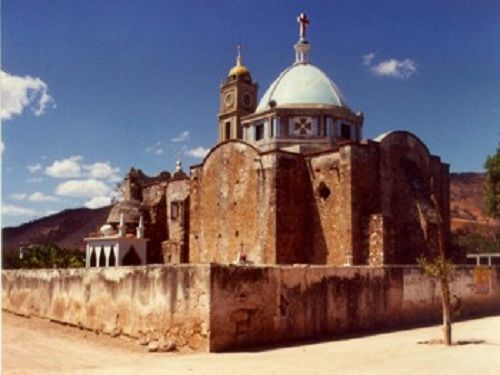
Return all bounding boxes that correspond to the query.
[3,312,500,374]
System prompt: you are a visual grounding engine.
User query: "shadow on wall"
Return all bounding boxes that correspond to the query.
[394,158,438,263]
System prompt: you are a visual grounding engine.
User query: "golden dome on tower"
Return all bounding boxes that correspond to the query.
[228,45,250,78]
[228,63,249,77]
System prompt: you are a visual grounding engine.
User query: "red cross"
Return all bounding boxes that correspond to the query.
[297,13,310,39]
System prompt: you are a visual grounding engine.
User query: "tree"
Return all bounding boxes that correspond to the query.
[417,181,459,346]
[417,254,458,345]
[484,144,500,219]
[19,244,85,269]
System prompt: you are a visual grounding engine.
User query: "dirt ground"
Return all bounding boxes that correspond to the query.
[2,312,500,375]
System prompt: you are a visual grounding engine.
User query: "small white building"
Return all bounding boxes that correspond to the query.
[84,214,147,267]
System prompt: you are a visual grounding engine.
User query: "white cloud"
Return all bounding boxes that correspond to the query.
[171,131,190,143]
[28,192,58,202]
[185,146,210,159]
[84,196,112,209]
[371,58,417,79]
[146,141,164,155]
[1,70,55,120]
[84,162,120,181]
[362,52,417,79]
[45,156,121,181]
[55,179,111,198]
[362,52,375,66]
[11,191,58,202]
[0,140,4,154]
[27,163,42,173]
[1,204,37,217]
[11,193,27,201]
[45,156,82,178]
[45,210,59,216]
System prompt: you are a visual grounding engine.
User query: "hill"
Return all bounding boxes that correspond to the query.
[449,172,499,233]
[2,206,111,258]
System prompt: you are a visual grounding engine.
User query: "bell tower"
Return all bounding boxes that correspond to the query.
[218,46,258,142]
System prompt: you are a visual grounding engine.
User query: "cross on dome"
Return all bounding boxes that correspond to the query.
[294,13,312,64]
[297,13,310,40]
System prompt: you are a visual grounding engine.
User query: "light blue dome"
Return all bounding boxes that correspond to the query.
[256,63,347,111]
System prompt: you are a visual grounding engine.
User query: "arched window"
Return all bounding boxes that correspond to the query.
[99,246,106,267]
[109,246,116,267]
[122,245,141,266]
[90,248,96,267]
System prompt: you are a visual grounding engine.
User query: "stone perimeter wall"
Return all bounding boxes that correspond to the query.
[3,265,500,352]
[1,265,211,351]
[210,265,500,351]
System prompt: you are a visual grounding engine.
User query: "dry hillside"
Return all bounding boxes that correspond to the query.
[2,206,111,257]
[449,172,499,233]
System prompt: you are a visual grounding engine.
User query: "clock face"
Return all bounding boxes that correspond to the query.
[242,92,253,107]
[224,92,234,108]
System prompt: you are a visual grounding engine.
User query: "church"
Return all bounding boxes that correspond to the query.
[85,14,450,268]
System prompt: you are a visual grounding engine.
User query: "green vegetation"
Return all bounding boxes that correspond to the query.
[452,231,500,254]
[3,244,85,269]
[484,144,500,219]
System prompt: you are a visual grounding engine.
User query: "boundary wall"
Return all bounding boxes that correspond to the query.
[3,265,499,352]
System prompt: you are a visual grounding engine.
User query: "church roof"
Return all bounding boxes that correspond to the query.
[256,14,348,112]
[256,63,347,111]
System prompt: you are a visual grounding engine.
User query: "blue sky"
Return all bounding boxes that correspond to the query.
[1,0,499,227]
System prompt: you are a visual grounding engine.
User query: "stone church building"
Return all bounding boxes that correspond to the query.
[85,14,450,268]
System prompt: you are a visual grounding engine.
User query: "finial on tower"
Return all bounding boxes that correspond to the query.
[228,44,250,77]
[294,13,311,64]
[118,211,126,237]
[175,150,183,173]
[175,159,182,173]
[136,215,145,239]
[236,44,242,66]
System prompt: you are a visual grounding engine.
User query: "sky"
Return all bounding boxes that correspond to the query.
[1,0,499,228]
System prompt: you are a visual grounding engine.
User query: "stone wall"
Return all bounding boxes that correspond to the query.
[275,152,312,264]
[376,131,450,264]
[2,265,211,351]
[187,133,450,267]
[5,265,497,353]
[189,141,277,264]
[307,151,347,265]
[163,177,190,264]
[209,265,500,351]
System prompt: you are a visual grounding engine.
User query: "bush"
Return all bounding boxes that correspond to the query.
[16,244,85,269]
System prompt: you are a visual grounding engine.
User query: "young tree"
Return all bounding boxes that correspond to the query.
[484,144,500,219]
[417,180,458,346]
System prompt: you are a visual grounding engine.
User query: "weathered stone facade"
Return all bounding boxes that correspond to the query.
[187,131,450,266]
[103,128,450,267]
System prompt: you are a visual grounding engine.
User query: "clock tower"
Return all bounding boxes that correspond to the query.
[218,46,257,142]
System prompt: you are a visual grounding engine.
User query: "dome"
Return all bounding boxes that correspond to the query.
[100,224,115,236]
[228,64,250,77]
[256,63,347,111]
[107,199,146,224]
[228,45,251,78]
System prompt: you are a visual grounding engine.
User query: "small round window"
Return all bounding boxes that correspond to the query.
[317,181,331,200]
